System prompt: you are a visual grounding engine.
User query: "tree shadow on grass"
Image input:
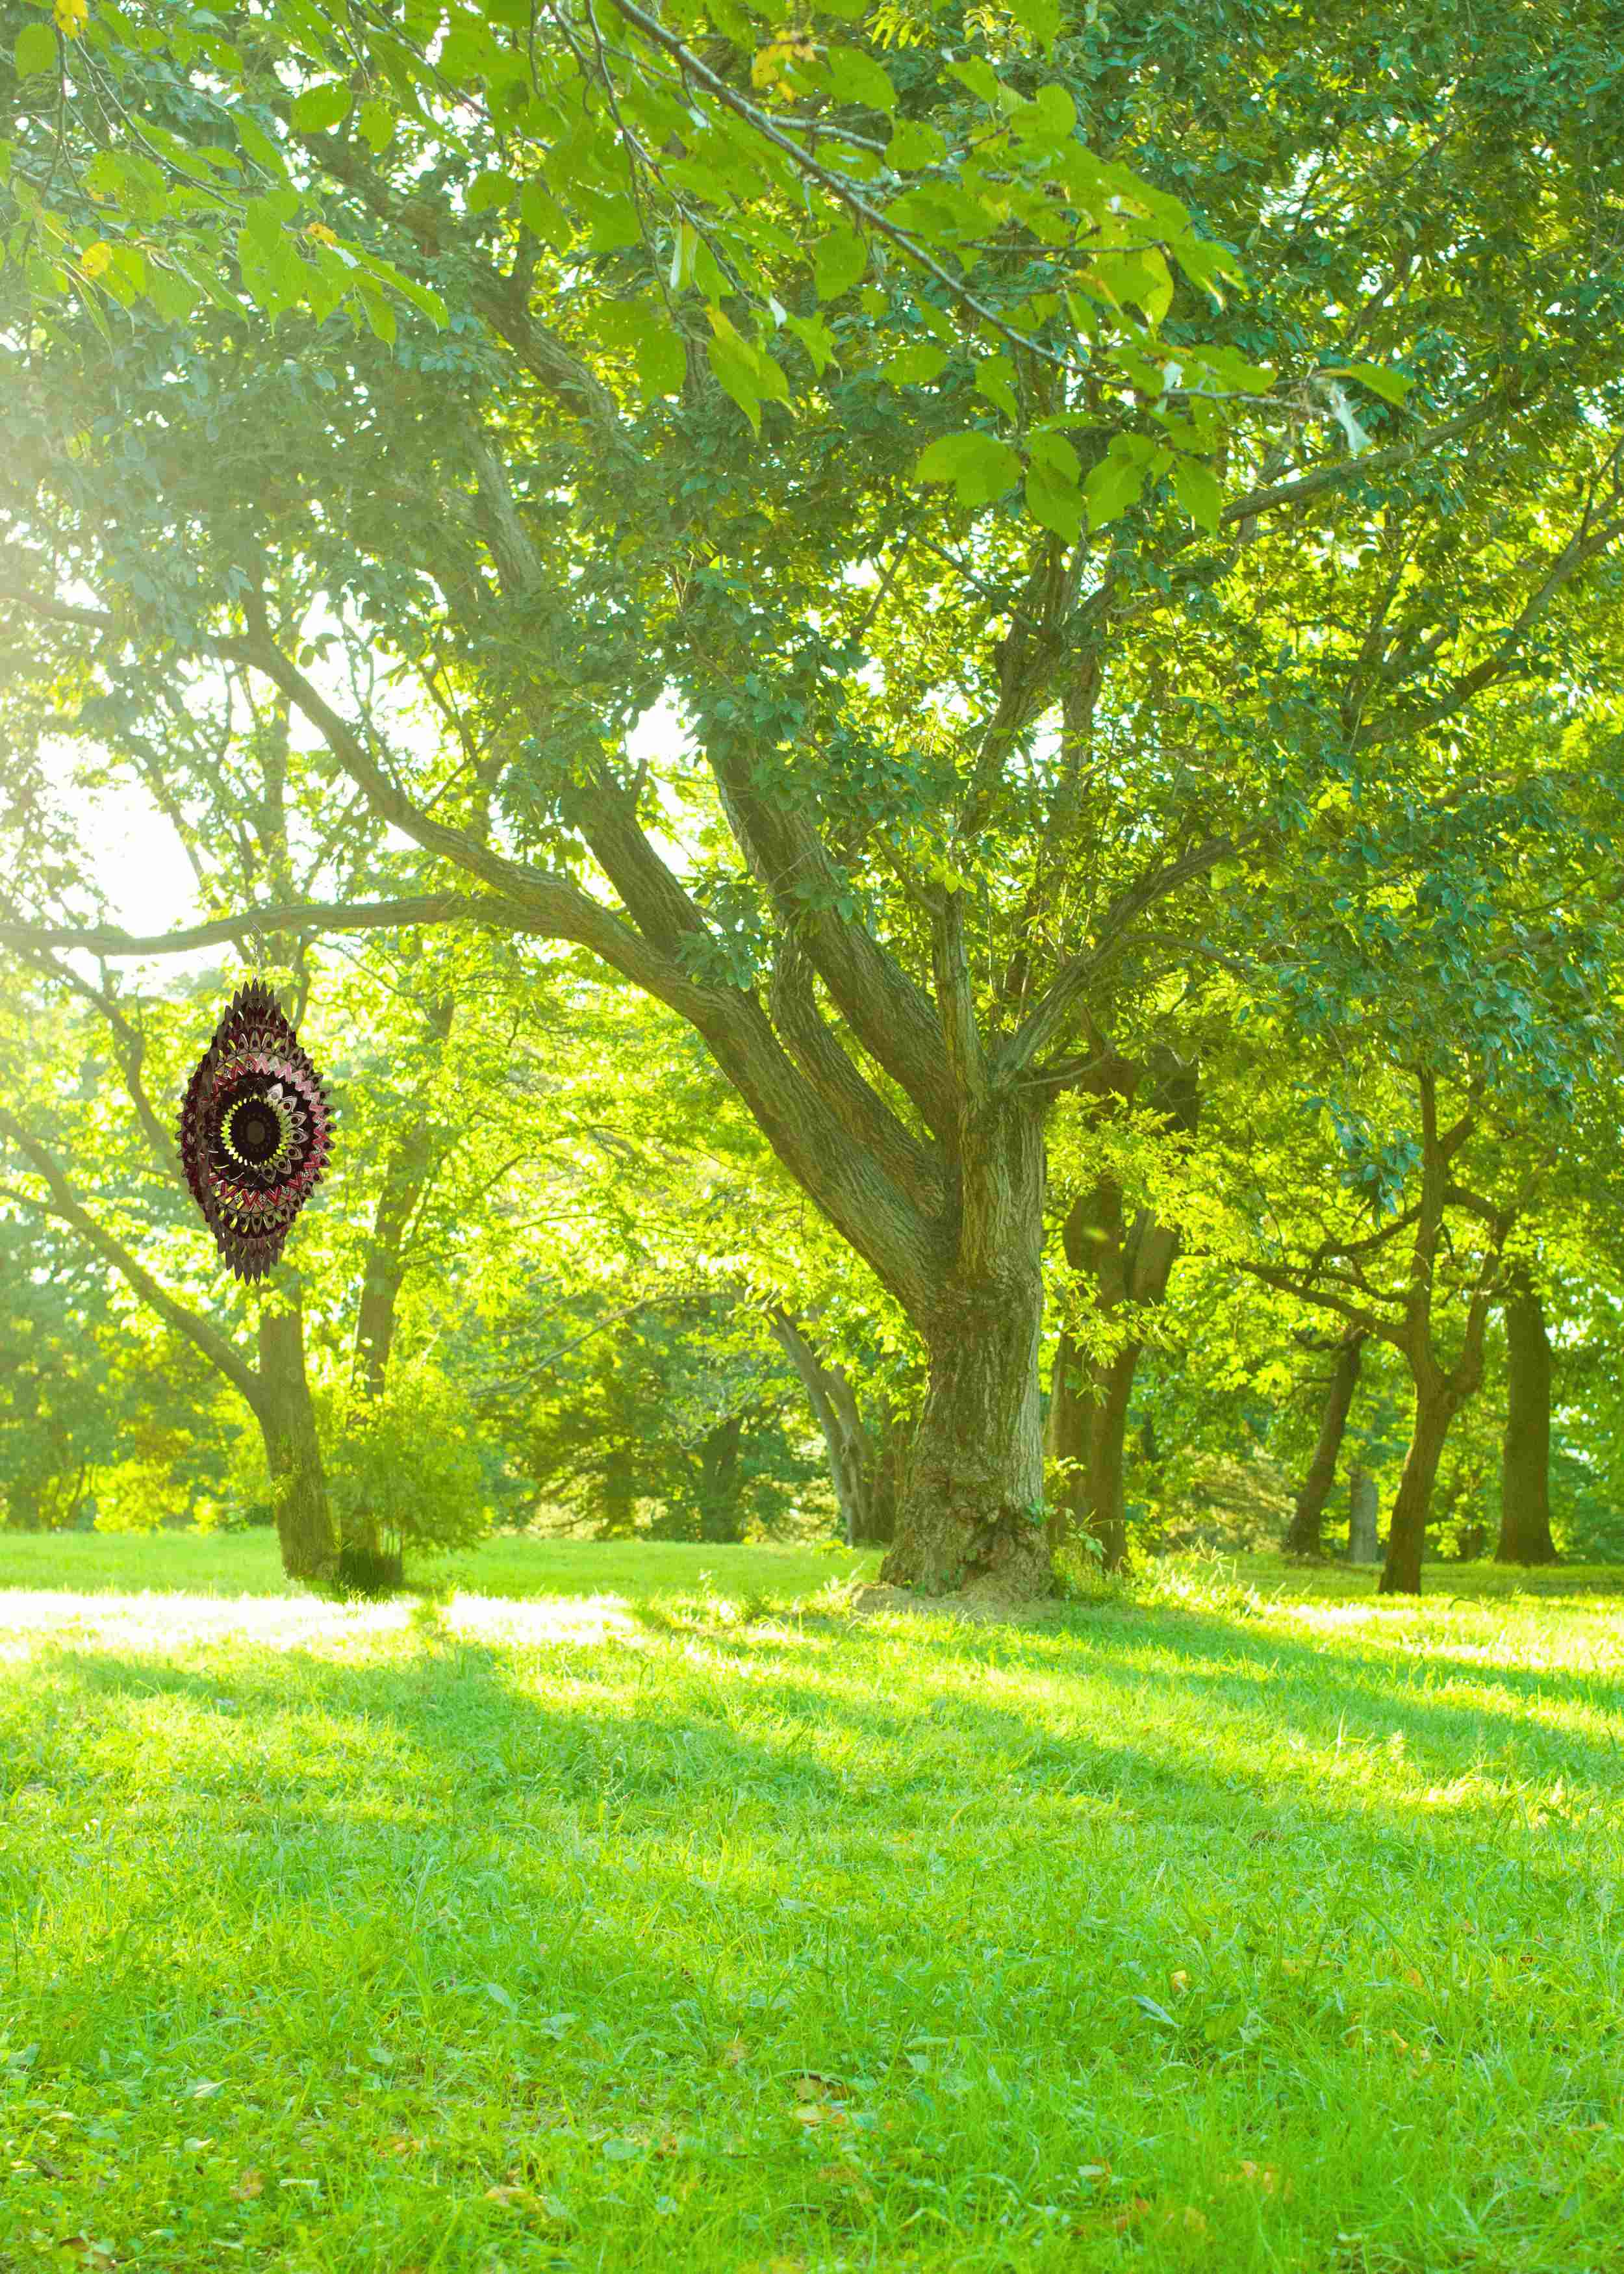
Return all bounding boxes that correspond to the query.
[9,1616,1620,2273]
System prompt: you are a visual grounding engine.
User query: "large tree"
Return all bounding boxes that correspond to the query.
[5,0,1622,1595]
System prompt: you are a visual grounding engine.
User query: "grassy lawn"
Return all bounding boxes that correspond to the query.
[2,1541,1622,2272]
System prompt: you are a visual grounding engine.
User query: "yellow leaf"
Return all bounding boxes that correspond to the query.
[81,242,114,279]
[229,2169,263,2201]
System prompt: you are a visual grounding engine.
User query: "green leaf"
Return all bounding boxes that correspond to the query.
[1321,361,1415,407]
[1171,456,1223,533]
[1083,447,1148,529]
[914,430,1022,508]
[14,23,58,79]
[612,299,687,398]
[824,45,896,112]
[885,341,948,386]
[1025,459,1082,544]
[784,310,837,376]
[520,179,570,251]
[707,331,763,433]
[1028,429,1080,483]
[974,353,1019,422]
[235,111,288,182]
[1013,83,1074,141]
[888,119,946,170]
[292,82,353,134]
[145,261,197,324]
[813,226,866,301]
[357,99,396,155]
[1006,0,1062,45]
[946,57,1002,107]
[467,170,518,214]
[359,283,398,344]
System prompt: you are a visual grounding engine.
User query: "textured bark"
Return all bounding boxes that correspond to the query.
[253,1296,336,1582]
[1497,1268,1558,1565]
[1347,1466,1380,1563]
[1286,1331,1366,1554]
[1380,1383,1454,1594]
[880,1095,1048,1598]
[883,1270,1048,1594]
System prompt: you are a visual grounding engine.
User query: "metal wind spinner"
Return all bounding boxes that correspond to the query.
[178,980,333,1281]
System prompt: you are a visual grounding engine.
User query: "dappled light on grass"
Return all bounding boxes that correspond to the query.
[1,1545,1621,2271]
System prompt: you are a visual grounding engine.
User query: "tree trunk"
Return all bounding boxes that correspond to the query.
[880,1098,1048,1598]
[1047,1331,1141,1572]
[696,1412,745,1542]
[1378,1383,1456,1594]
[351,1113,439,1402]
[769,1310,894,1546]
[253,1294,336,1583]
[1347,1466,1380,1564]
[1286,1331,1365,1555]
[865,1411,904,1546]
[1497,1269,1557,1565]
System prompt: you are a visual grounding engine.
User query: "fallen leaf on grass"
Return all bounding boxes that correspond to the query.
[228,2169,263,2201]
[720,2037,749,2067]
[1169,1971,1190,1994]
[1225,2161,1280,2195]
[485,2184,533,2208]
[814,2161,874,2204]
[55,2243,116,2269]
[792,2102,848,2128]
[790,2072,850,2101]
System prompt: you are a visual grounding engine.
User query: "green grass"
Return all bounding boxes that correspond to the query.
[3,1540,1623,2273]
[0,1528,876,1603]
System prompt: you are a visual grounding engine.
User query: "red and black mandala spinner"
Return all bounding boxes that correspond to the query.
[178,981,333,1281]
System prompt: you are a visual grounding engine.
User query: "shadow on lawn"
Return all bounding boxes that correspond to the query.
[29,1589,1623,1858]
[14,1613,1618,2132]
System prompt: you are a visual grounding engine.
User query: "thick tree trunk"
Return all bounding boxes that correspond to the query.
[880,1097,1049,1598]
[882,1272,1048,1594]
[253,1296,337,1583]
[1497,1270,1558,1565]
[1379,1383,1455,1595]
[1286,1331,1365,1555]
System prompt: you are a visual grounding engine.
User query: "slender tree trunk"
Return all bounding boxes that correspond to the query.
[1047,1331,1141,1571]
[1347,1466,1380,1563]
[253,1294,336,1583]
[881,1099,1048,1598]
[1286,1331,1366,1555]
[351,1115,438,1402]
[866,1411,904,1545]
[1045,1054,1195,1574]
[1379,1380,1456,1595]
[769,1309,891,1546]
[1497,1269,1557,1565]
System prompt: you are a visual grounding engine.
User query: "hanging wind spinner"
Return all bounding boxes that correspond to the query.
[178,980,333,1281]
